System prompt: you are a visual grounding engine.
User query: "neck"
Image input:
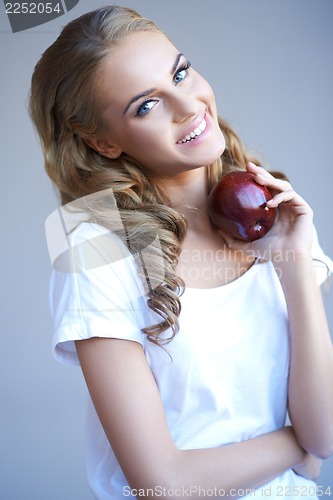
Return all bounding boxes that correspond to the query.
[159,166,209,220]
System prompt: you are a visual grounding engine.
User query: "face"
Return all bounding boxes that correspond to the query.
[94,30,225,179]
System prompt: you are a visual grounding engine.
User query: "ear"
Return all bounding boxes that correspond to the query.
[84,137,122,159]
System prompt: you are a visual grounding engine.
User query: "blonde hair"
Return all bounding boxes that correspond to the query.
[30,5,262,346]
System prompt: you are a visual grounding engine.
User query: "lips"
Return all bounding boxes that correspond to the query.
[177,117,207,144]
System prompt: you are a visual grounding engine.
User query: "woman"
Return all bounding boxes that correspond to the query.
[30,5,333,499]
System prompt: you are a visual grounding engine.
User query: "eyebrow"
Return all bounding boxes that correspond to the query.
[123,53,184,115]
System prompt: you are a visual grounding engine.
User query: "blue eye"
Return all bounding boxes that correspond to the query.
[174,62,191,84]
[136,99,157,117]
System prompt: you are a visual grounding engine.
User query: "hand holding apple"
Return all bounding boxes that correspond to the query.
[207,170,276,242]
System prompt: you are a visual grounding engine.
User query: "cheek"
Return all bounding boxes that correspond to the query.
[119,124,169,162]
[199,78,218,112]
[193,71,215,93]
[127,126,161,148]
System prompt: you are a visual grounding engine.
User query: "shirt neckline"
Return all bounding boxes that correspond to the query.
[184,258,262,293]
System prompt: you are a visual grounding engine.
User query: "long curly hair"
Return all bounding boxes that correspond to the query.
[30,5,268,346]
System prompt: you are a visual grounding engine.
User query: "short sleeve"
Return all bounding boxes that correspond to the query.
[311,225,333,286]
[49,223,149,366]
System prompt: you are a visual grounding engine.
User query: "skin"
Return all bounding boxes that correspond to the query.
[90,31,225,177]
[77,30,333,497]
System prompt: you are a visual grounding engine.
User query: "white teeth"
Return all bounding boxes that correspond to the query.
[199,120,206,132]
[177,118,207,144]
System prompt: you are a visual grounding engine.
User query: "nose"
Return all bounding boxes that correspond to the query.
[169,89,200,124]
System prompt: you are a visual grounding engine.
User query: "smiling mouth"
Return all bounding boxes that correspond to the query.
[177,118,207,144]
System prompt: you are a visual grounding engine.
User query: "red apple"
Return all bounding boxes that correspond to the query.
[207,171,276,242]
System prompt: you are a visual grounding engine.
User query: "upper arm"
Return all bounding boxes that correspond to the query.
[75,337,177,490]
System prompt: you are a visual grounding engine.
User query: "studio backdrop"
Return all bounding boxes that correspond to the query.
[1,1,332,498]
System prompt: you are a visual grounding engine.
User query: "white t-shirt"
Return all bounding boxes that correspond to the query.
[49,222,333,499]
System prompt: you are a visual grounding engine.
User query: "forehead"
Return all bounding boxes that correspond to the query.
[97,31,179,108]
[105,30,177,72]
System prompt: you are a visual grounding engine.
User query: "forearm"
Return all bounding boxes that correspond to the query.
[128,427,305,499]
[76,338,310,498]
[166,427,304,497]
[276,255,333,458]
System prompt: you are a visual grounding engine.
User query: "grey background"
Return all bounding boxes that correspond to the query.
[1,0,332,498]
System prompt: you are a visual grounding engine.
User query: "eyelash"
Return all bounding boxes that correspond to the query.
[135,61,192,117]
[173,61,191,85]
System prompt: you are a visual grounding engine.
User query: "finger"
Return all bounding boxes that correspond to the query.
[247,163,292,192]
[265,189,296,208]
[247,162,275,179]
[266,190,308,209]
[254,173,292,193]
